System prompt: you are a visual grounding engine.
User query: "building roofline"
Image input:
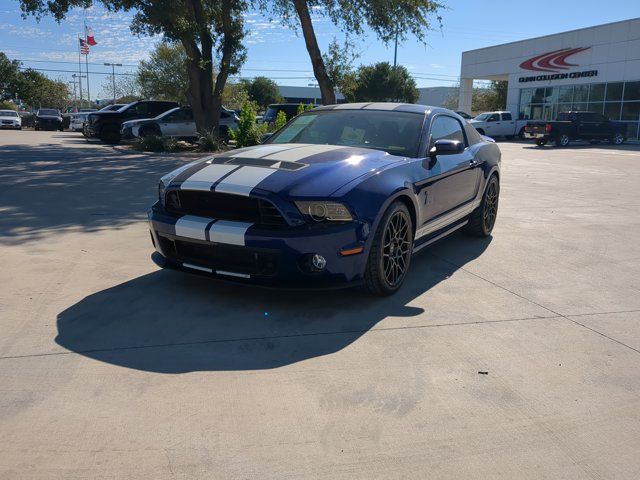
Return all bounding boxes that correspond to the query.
[462,17,640,55]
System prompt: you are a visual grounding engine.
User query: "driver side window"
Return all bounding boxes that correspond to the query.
[488,113,500,122]
[429,116,466,149]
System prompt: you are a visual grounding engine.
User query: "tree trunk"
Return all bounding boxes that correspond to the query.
[182,0,217,135]
[211,0,236,137]
[293,0,336,105]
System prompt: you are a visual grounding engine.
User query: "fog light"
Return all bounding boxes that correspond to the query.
[312,254,326,270]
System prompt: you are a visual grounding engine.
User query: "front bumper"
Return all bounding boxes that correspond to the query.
[0,123,21,129]
[148,202,369,288]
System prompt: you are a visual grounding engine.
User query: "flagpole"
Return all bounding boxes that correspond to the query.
[78,35,83,103]
[84,22,91,104]
[85,51,90,104]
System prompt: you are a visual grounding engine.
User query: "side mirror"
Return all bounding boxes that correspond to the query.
[429,139,465,157]
[260,133,273,144]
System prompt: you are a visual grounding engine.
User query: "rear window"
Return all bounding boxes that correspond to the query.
[38,109,59,116]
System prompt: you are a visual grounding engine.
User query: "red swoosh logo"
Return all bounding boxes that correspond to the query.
[520,47,590,72]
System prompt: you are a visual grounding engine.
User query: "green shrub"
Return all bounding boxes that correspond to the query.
[296,102,314,115]
[0,100,17,111]
[235,102,269,147]
[274,110,288,130]
[198,128,224,152]
[132,135,180,153]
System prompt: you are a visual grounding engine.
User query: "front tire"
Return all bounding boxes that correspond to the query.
[536,138,547,147]
[100,124,121,144]
[365,201,413,296]
[466,175,499,237]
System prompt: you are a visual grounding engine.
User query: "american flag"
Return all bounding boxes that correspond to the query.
[79,38,89,55]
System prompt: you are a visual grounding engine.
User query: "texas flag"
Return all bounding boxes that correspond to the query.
[85,26,97,46]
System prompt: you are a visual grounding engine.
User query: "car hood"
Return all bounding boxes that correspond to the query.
[122,117,154,127]
[0,115,20,121]
[167,143,406,198]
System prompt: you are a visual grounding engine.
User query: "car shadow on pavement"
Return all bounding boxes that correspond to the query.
[0,141,194,246]
[55,234,491,373]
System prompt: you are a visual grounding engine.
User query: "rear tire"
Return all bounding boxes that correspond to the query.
[610,132,625,145]
[364,201,413,296]
[554,133,570,147]
[466,175,499,237]
[100,124,121,144]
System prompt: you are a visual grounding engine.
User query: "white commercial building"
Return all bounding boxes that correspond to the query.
[458,18,640,139]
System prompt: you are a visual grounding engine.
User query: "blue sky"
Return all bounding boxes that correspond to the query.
[1,1,638,99]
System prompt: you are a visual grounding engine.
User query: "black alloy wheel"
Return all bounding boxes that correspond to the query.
[483,180,499,233]
[466,174,500,237]
[365,201,413,295]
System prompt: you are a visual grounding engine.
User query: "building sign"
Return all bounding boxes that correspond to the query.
[518,70,599,83]
[518,46,597,83]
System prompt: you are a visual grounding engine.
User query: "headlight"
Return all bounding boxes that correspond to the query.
[295,201,353,222]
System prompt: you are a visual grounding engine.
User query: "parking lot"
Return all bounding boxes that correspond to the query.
[1,129,640,479]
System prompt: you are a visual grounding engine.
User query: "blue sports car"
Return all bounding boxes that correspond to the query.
[149,103,501,295]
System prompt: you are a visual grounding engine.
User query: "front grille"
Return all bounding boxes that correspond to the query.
[166,190,287,227]
[158,234,278,276]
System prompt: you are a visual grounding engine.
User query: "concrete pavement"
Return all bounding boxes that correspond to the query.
[1,130,639,479]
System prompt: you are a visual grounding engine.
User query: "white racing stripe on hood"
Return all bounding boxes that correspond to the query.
[228,144,296,158]
[262,144,345,162]
[214,166,276,196]
[180,164,238,191]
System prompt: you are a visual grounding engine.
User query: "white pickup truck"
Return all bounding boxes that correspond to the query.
[469,111,527,139]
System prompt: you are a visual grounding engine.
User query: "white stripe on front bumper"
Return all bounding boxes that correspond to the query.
[174,215,211,241]
[208,220,252,246]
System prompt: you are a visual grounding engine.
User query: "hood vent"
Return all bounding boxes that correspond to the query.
[210,156,307,171]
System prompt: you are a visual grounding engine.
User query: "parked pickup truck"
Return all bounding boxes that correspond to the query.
[85,100,179,144]
[524,111,627,147]
[469,111,527,139]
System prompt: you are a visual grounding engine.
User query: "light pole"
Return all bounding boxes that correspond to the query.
[68,80,79,111]
[72,73,86,103]
[104,63,123,104]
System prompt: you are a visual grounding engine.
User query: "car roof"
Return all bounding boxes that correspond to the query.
[313,102,440,115]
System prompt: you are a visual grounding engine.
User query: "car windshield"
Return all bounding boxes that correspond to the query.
[269,110,425,157]
[474,113,490,121]
[38,109,59,116]
[0,110,18,117]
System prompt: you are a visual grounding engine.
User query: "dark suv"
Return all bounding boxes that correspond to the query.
[85,100,178,144]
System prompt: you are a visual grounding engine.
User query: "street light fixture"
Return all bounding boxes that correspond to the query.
[104,63,123,104]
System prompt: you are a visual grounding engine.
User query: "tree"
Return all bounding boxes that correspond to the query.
[18,0,247,135]
[136,42,189,103]
[240,76,282,111]
[347,62,419,103]
[14,69,70,109]
[100,74,141,103]
[0,52,21,99]
[257,0,444,105]
[322,37,359,99]
[222,81,251,111]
